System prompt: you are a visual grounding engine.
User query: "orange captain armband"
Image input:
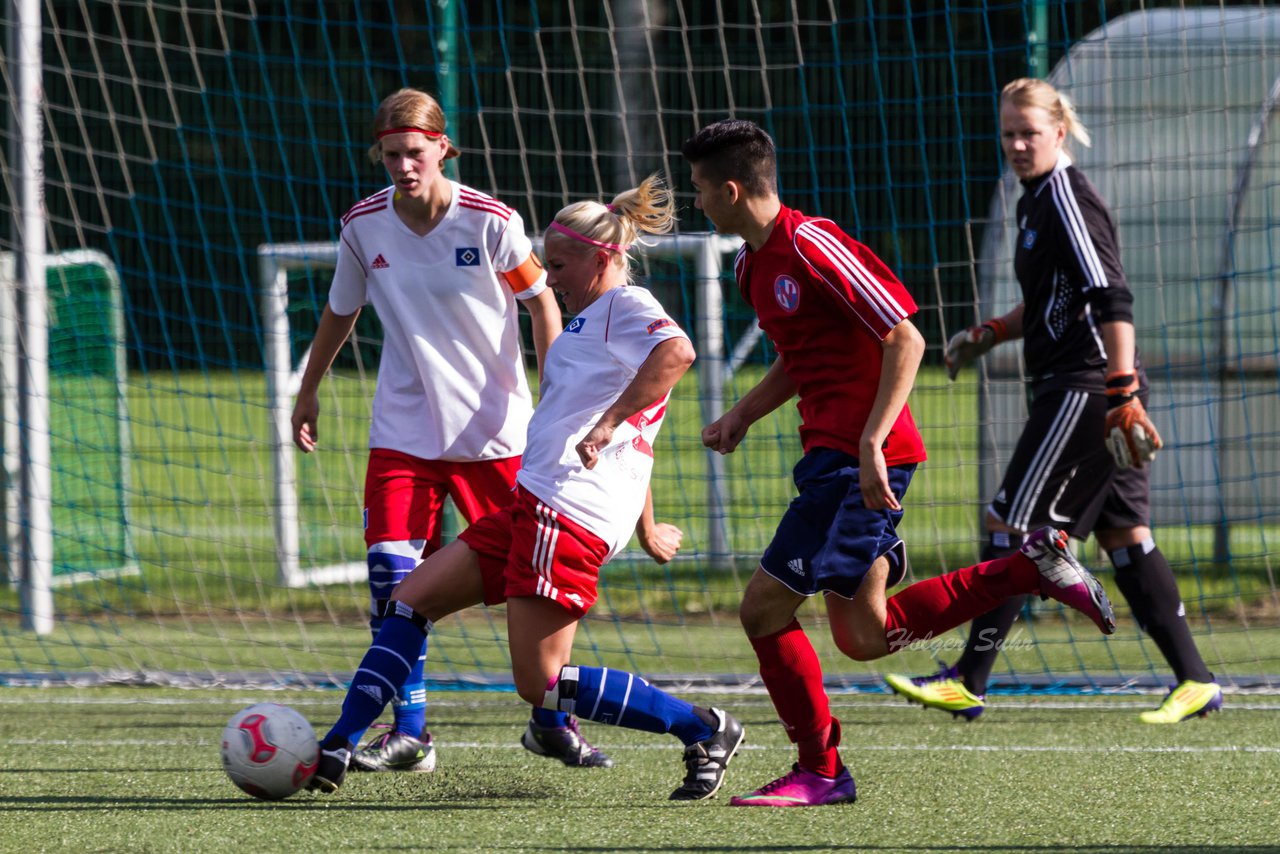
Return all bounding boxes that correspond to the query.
[500,252,546,294]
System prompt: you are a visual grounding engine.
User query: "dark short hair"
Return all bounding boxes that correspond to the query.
[680,119,777,197]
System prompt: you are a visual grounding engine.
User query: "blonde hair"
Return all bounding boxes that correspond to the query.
[1001,77,1091,151]
[366,88,460,164]
[552,174,677,277]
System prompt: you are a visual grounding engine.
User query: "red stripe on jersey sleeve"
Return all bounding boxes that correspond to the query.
[458,189,514,220]
[793,220,915,339]
[341,190,391,224]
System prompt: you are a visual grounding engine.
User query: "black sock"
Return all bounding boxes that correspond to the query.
[1110,539,1213,684]
[953,532,1025,696]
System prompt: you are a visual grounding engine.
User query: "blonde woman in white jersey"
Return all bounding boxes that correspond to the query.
[291,88,608,775]
[306,175,746,802]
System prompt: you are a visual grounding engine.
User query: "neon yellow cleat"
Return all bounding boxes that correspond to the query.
[1139,680,1223,724]
[884,666,985,720]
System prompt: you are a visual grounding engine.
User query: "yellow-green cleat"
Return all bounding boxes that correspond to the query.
[1139,680,1223,724]
[884,666,985,720]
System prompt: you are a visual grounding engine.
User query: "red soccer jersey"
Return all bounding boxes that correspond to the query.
[734,205,927,465]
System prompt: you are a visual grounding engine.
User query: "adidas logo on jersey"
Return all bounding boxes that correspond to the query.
[787,558,804,575]
[371,254,389,269]
[357,684,383,703]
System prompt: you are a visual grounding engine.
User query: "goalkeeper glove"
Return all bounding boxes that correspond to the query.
[944,318,1006,380]
[1103,370,1162,469]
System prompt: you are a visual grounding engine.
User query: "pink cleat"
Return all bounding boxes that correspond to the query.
[1022,526,1116,634]
[730,764,857,807]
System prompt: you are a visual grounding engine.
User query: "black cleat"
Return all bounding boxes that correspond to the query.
[669,708,744,801]
[307,740,352,793]
[349,730,437,773]
[521,716,614,768]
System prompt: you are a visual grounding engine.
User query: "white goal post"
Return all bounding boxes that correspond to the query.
[259,232,750,588]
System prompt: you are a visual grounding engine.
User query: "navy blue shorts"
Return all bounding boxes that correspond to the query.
[760,447,915,599]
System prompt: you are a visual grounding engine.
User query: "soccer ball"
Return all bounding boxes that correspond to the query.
[220,702,319,800]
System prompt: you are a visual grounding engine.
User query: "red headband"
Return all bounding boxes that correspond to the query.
[376,126,444,140]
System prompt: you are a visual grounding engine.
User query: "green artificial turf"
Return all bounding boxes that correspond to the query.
[1,687,1277,853]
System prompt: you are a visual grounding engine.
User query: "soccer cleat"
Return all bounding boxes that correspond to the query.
[884,665,985,720]
[1022,526,1117,634]
[349,729,437,773]
[1139,680,1223,724]
[730,763,857,807]
[520,716,614,768]
[669,708,744,801]
[307,739,352,793]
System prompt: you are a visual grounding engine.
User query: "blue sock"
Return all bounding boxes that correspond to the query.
[546,665,713,745]
[324,613,429,746]
[530,705,572,728]
[366,543,427,741]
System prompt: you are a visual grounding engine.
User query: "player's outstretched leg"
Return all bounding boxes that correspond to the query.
[1022,527,1116,634]
[884,664,985,720]
[541,665,743,800]
[521,710,614,768]
[308,607,432,794]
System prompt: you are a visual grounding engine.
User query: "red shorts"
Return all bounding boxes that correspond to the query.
[458,487,610,617]
[363,448,521,549]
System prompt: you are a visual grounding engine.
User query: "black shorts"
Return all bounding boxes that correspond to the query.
[989,387,1150,537]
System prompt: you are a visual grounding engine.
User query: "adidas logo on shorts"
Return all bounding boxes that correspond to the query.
[788,558,804,575]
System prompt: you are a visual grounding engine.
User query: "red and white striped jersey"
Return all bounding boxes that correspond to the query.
[328,181,547,462]
[516,286,688,558]
[734,204,926,465]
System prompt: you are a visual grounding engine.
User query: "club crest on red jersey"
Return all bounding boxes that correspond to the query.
[774,275,800,312]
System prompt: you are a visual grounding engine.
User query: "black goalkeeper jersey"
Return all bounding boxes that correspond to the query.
[1013,153,1136,390]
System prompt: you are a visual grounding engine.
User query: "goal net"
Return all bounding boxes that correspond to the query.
[3,1,1277,693]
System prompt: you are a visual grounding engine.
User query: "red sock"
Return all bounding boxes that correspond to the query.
[884,554,1039,649]
[749,619,842,776]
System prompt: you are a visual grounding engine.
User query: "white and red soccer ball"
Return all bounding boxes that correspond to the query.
[221,703,319,800]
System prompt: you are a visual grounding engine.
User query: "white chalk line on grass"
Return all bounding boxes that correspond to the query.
[2,695,1279,711]
[10,738,1280,755]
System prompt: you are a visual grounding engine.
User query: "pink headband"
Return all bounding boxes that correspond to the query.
[376,126,444,140]
[547,221,630,253]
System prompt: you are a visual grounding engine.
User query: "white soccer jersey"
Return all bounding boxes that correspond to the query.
[328,182,548,461]
[516,286,688,558]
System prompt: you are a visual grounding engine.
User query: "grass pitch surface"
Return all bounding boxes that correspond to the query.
[1,687,1277,853]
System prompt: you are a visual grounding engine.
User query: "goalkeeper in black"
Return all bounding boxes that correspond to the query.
[885,77,1220,723]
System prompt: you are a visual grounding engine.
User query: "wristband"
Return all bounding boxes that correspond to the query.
[1105,370,1139,407]
[981,318,1008,344]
